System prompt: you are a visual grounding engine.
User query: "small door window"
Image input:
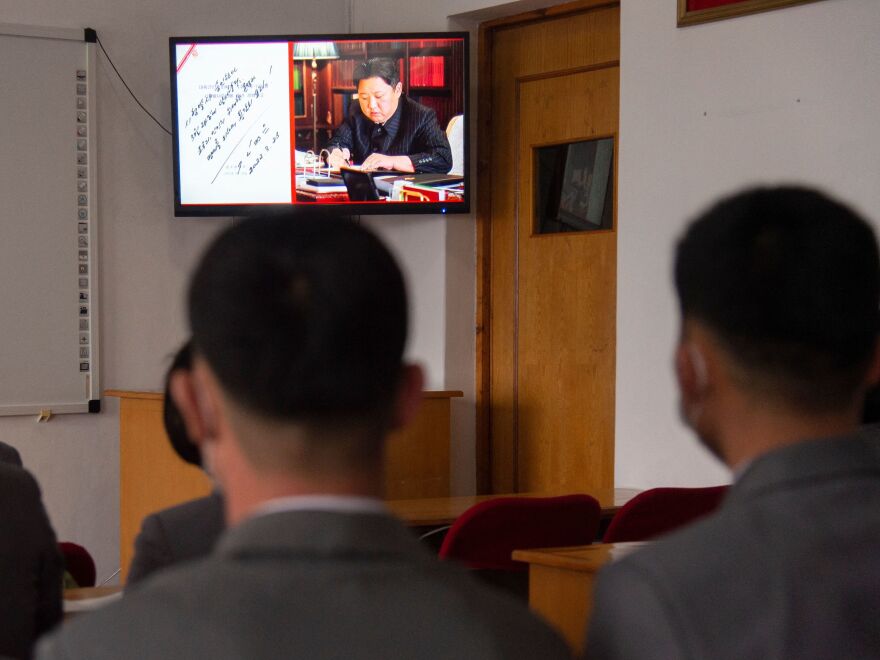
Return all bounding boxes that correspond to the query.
[534,137,613,234]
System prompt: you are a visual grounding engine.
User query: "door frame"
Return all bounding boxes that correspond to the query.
[475,0,620,492]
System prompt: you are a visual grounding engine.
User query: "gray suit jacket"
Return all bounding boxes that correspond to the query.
[0,463,62,659]
[125,491,225,588]
[39,509,570,660]
[584,430,880,660]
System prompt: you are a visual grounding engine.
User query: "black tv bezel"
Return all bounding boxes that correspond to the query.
[169,31,470,218]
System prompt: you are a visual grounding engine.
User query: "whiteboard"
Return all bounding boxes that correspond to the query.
[0,24,100,416]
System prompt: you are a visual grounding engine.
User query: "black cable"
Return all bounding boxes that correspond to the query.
[95,35,173,137]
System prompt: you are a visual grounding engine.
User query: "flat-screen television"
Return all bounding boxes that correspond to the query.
[169,32,469,216]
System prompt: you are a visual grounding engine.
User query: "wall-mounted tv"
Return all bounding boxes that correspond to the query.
[169,32,469,217]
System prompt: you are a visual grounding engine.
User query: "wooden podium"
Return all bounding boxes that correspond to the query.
[108,389,462,582]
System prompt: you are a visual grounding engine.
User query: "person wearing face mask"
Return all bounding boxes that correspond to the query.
[125,340,225,589]
[325,57,452,174]
[584,186,880,660]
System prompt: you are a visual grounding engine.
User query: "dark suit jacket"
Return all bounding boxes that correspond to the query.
[39,510,569,660]
[125,491,225,589]
[585,430,880,660]
[0,463,62,659]
[0,440,23,466]
[326,96,452,174]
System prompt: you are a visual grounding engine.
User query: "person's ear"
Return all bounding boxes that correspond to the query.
[390,364,424,431]
[169,368,218,448]
[393,81,403,97]
[676,341,709,400]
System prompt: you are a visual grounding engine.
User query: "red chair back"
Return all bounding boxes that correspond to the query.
[602,485,728,543]
[438,494,601,571]
[59,541,96,588]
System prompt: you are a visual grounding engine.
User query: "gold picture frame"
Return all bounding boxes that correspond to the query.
[677,0,826,27]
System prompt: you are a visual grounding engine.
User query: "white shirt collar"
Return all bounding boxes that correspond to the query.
[251,494,387,519]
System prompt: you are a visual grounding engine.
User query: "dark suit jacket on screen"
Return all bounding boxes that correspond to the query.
[39,509,569,660]
[584,430,880,660]
[125,491,225,588]
[326,95,452,174]
[0,463,62,660]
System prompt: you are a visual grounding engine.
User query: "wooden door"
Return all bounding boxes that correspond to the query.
[478,1,619,493]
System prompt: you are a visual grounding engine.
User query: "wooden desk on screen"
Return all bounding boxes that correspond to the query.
[511,542,648,654]
[108,389,462,582]
[386,488,641,526]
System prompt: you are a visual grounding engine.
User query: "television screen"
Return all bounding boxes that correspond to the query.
[169,33,468,216]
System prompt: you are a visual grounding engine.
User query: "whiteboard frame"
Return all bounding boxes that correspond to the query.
[0,23,101,417]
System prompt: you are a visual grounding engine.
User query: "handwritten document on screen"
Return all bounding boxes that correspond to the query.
[175,42,291,204]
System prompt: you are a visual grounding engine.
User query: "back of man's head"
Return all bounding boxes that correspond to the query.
[188,213,408,433]
[675,186,879,412]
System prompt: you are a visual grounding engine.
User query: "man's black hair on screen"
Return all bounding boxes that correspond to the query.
[353,57,400,88]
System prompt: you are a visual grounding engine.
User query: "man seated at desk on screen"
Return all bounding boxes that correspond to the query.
[325,57,452,174]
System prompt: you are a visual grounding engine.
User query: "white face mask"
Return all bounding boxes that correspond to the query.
[192,377,223,491]
[200,439,223,493]
[680,344,708,431]
[679,342,728,462]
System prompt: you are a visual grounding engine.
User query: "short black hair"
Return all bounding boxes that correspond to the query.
[163,339,201,467]
[675,186,879,411]
[188,214,408,426]
[353,57,400,88]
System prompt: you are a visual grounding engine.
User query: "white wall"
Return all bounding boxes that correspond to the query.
[615,0,880,488]
[1,0,348,583]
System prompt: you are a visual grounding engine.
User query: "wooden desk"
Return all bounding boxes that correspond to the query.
[64,585,123,601]
[386,488,641,526]
[108,389,462,583]
[511,542,648,654]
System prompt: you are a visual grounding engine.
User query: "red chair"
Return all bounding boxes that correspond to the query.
[59,541,96,588]
[438,494,602,571]
[601,486,728,543]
